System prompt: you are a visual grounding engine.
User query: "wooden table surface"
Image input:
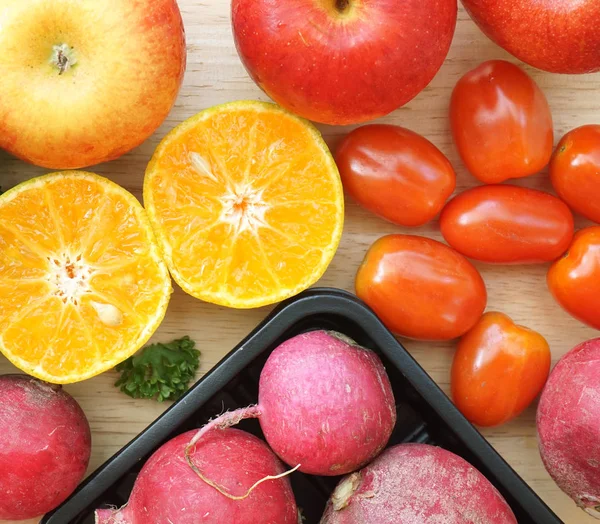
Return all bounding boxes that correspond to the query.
[1,2,599,523]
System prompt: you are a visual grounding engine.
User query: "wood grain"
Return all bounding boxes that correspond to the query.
[1,2,599,523]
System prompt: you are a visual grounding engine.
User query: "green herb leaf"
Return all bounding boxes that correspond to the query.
[114,336,200,402]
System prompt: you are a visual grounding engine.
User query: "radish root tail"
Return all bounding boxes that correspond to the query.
[187,459,301,500]
[184,405,300,500]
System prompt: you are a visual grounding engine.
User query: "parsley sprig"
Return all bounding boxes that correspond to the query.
[115,336,200,402]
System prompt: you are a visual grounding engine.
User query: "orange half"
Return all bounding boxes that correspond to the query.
[0,172,172,383]
[144,101,344,308]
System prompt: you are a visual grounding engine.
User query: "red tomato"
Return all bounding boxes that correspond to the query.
[550,125,600,223]
[547,227,600,330]
[356,235,487,340]
[440,185,574,264]
[451,312,551,427]
[450,60,553,184]
[335,125,456,227]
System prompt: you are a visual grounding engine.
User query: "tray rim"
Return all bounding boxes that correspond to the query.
[42,287,562,524]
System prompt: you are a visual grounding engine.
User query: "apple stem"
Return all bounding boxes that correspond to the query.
[51,44,77,75]
[335,0,350,12]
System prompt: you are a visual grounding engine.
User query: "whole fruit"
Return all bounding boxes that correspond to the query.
[547,227,600,330]
[356,235,487,340]
[0,374,91,520]
[0,0,186,169]
[96,429,298,524]
[336,124,456,227]
[462,0,600,74]
[452,312,551,427]
[450,60,553,184]
[231,0,457,125]
[321,443,517,524]
[258,330,396,476]
[537,339,600,518]
[550,125,600,223]
[440,185,574,264]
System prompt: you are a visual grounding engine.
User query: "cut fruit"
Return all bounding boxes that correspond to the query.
[0,172,172,384]
[144,101,344,308]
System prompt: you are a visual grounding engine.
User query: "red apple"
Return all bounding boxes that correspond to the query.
[462,0,600,74]
[0,0,186,169]
[232,0,457,125]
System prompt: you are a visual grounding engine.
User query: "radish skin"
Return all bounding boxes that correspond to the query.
[95,428,298,523]
[537,338,600,518]
[0,374,91,520]
[321,443,517,524]
[196,330,396,476]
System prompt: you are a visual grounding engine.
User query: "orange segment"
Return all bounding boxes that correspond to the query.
[171,222,237,295]
[0,186,63,253]
[83,194,153,266]
[89,255,171,318]
[0,224,48,279]
[144,101,344,308]
[2,297,65,372]
[0,280,52,333]
[47,176,105,250]
[40,303,98,378]
[0,171,172,383]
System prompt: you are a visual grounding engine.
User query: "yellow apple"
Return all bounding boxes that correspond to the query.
[0,0,186,169]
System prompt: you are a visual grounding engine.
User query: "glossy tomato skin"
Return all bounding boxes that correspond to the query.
[356,235,487,340]
[450,60,553,184]
[548,227,600,330]
[440,185,574,264]
[451,312,551,427]
[336,125,456,227]
[550,125,600,223]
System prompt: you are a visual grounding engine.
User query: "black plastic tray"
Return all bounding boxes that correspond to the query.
[43,288,562,524]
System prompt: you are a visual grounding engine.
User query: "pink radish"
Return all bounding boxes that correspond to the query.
[195,330,396,476]
[95,427,298,523]
[321,443,517,524]
[537,338,600,518]
[0,374,91,520]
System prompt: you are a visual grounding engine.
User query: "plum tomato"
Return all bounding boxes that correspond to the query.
[450,60,553,184]
[356,235,487,340]
[451,312,551,427]
[547,227,600,330]
[439,185,574,264]
[550,125,600,223]
[335,125,456,226]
